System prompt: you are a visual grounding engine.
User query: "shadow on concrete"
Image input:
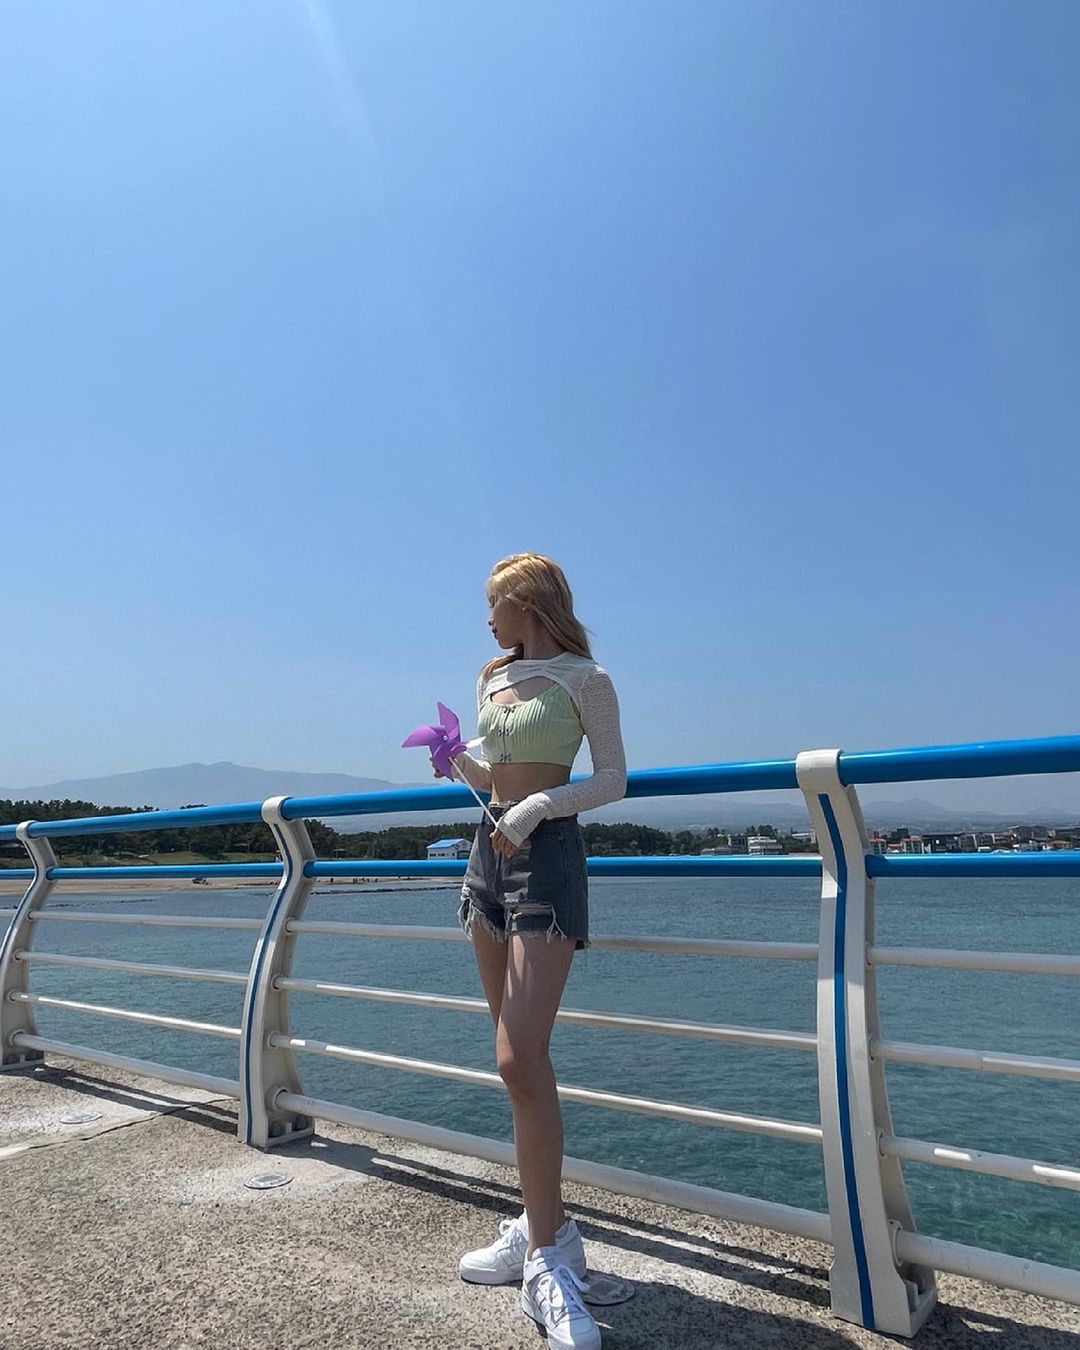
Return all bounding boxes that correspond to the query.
[9,1069,1075,1346]
[595,1279,1079,1348]
[923,1302,1080,1348]
[280,1132,1077,1348]
[290,1133,830,1302]
[581,1279,855,1349]
[9,1064,238,1135]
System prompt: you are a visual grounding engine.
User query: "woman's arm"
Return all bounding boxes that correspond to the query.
[449,671,493,793]
[494,666,627,847]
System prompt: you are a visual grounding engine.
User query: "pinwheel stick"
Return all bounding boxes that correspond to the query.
[447,758,502,832]
[401,703,502,833]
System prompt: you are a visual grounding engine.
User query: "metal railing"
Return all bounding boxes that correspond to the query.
[2,733,1079,1335]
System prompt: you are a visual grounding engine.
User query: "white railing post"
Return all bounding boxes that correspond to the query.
[0,824,57,1071]
[796,750,937,1336]
[238,797,316,1149]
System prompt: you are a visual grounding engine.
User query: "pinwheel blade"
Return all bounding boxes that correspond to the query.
[436,702,460,741]
[402,725,441,749]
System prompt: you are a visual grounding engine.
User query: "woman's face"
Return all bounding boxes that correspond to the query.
[487,591,526,648]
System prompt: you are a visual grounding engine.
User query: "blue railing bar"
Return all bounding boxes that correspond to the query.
[305,856,822,879]
[2,732,1078,844]
[586,856,820,877]
[0,761,799,841]
[279,761,803,822]
[0,800,266,842]
[869,853,1080,878]
[5,858,819,883]
[281,783,479,821]
[838,734,1080,786]
[43,864,284,881]
[624,762,801,796]
[0,870,34,880]
[3,853,1076,888]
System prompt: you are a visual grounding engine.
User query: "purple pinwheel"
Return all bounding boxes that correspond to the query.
[402,702,498,827]
[402,702,468,780]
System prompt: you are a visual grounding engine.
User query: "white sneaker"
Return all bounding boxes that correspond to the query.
[459,1213,587,1285]
[521,1246,601,1349]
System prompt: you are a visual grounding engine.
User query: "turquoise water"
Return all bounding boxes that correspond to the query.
[11,875,1080,1268]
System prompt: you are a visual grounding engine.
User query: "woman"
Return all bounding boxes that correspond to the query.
[432,552,627,1350]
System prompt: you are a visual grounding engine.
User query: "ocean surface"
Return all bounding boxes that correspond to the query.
[7,875,1079,1269]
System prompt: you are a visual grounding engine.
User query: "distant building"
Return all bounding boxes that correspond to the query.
[920,832,968,854]
[1009,824,1050,842]
[747,835,783,856]
[699,844,733,855]
[427,837,471,861]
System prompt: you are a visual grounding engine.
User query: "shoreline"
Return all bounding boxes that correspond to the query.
[0,876,460,896]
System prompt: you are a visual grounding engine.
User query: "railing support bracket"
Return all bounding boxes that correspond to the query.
[238,798,316,1149]
[797,749,937,1336]
[0,825,56,1071]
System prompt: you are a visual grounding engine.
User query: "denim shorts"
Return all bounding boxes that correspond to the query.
[457,802,590,950]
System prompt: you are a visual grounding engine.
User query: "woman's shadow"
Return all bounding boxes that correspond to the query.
[295,1133,1079,1348]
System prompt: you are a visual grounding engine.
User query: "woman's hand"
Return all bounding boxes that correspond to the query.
[489,826,518,858]
[431,752,516,854]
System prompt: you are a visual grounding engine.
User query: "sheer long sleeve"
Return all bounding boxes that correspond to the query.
[495,667,627,847]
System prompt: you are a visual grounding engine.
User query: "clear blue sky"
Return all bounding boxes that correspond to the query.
[2,2,1077,796]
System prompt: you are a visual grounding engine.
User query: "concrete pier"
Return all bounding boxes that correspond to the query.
[3,1058,1077,1349]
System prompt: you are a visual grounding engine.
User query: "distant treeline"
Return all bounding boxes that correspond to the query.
[0,793,745,858]
[0,798,736,865]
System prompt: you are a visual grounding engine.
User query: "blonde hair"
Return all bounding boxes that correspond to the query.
[480,553,593,683]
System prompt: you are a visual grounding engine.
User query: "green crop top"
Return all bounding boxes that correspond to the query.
[477,682,585,767]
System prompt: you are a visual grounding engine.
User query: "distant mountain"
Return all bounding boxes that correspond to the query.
[0,762,411,811]
[1,762,1076,833]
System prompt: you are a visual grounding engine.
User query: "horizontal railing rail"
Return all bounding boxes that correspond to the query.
[273,976,820,1051]
[2,731,1079,1338]
[7,850,1080,886]
[12,950,249,984]
[3,731,1077,843]
[10,991,241,1040]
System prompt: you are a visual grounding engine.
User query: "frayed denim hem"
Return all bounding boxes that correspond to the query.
[518,911,578,946]
[458,891,587,950]
[514,909,589,950]
[458,891,507,944]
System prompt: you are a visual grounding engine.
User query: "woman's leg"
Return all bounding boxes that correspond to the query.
[496,933,577,1257]
[470,919,509,1027]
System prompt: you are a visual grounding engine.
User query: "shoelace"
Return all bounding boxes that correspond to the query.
[494,1216,528,1262]
[532,1262,591,1325]
[499,1216,530,1244]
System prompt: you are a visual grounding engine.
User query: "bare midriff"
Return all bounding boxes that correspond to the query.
[490,763,572,806]
[487,674,577,806]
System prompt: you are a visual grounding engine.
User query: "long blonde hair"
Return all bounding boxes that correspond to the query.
[480,553,593,684]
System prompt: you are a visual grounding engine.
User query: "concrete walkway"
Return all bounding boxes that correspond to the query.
[3,1058,1077,1349]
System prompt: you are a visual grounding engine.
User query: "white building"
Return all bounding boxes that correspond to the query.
[747,835,783,856]
[427,837,471,861]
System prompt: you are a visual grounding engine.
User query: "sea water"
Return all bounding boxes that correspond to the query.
[12,875,1080,1268]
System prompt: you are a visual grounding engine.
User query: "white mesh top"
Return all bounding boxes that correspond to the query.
[450,650,627,847]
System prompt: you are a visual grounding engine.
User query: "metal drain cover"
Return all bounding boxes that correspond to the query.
[581,1274,635,1305]
[243,1172,293,1190]
[60,1110,102,1125]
